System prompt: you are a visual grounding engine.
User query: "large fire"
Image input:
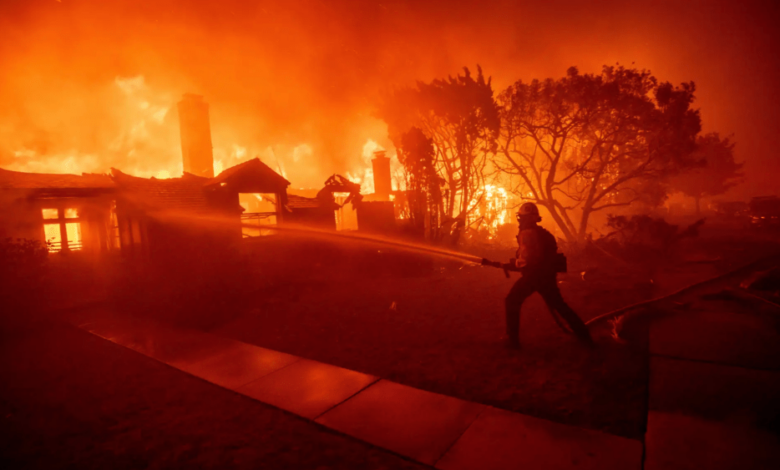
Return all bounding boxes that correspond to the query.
[470,184,510,239]
[4,74,386,192]
[2,1,765,244]
[345,139,382,195]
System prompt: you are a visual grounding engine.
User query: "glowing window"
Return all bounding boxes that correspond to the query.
[65,223,82,251]
[239,193,278,238]
[43,224,62,252]
[42,208,83,253]
[42,208,59,219]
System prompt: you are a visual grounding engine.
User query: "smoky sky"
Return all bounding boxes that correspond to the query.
[1,0,778,195]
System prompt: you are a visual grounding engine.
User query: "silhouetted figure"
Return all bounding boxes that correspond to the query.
[504,203,593,349]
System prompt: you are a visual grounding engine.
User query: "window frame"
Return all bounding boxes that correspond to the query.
[41,206,83,253]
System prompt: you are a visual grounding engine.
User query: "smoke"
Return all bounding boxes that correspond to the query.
[1,0,778,194]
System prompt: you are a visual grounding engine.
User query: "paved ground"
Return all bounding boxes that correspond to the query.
[641,268,780,470]
[2,235,779,468]
[0,322,426,469]
[70,310,643,469]
[206,232,780,441]
[61,261,780,470]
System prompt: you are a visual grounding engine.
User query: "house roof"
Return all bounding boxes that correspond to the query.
[1,158,290,216]
[110,169,239,215]
[0,167,114,191]
[205,158,290,192]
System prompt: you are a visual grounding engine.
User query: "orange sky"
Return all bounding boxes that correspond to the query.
[1,0,778,196]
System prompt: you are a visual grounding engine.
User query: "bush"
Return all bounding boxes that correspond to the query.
[0,238,50,311]
[593,215,704,265]
[604,215,680,250]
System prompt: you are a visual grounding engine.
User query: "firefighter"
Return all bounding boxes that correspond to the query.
[504,202,593,349]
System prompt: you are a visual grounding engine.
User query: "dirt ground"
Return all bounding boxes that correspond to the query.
[0,322,426,469]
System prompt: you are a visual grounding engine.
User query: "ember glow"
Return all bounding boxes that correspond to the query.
[470,184,509,239]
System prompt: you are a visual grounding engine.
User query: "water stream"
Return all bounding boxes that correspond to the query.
[242,222,484,264]
[155,210,485,264]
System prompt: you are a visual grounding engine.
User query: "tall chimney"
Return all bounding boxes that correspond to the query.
[177,93,214,178]
[371,150,392,201]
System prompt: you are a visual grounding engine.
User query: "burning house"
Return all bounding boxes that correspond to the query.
[0,156,291,259]
[0,91,409,257]
[110,158,291,259]
[0,169,117,255]
[0,94,292,259]
[281,150,398,233]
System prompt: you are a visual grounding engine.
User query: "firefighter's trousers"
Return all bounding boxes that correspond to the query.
[505,273,592,343]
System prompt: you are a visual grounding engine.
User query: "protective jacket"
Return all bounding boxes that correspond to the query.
[516,225,558,275]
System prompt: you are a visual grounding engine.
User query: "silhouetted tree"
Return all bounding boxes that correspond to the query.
[396,127,443,239]
[671,133,743,214]
[378,67,500,230]
[495,65,701,243]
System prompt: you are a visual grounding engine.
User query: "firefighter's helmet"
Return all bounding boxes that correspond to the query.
[517,202,541,222]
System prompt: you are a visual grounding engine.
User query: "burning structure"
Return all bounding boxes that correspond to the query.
[0,169,116,255]
[177,94,215,178]
[0,91,405,258]
[0,94,292,259]
[360,150,397,233]
[0,156,291,259]
[282,149,399,234]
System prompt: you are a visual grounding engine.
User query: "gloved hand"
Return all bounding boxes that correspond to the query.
[502,259,525,274]
[482,258,521,278]
[481,258,502,268]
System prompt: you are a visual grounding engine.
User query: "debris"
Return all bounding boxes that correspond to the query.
[608,316,627,344]
[740,268,773,289]
[389,301,397,311]
[741,267,780,293]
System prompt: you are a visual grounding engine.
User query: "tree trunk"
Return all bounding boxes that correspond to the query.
[577,206,593,244]
[545,203,577,244]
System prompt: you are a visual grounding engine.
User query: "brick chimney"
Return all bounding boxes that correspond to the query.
[371,150,392,201]
[177,93,214,178]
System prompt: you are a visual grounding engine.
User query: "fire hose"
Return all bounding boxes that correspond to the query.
[480,258,520,278]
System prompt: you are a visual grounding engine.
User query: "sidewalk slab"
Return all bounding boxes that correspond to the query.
[180,342,300,390]
[645,411,780,470]
[649,356,780,427]
[435,407,642,470]
[316,380,485,466]
[77,313,650,469]
[79,317,241,369]
[237,359,379,419]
